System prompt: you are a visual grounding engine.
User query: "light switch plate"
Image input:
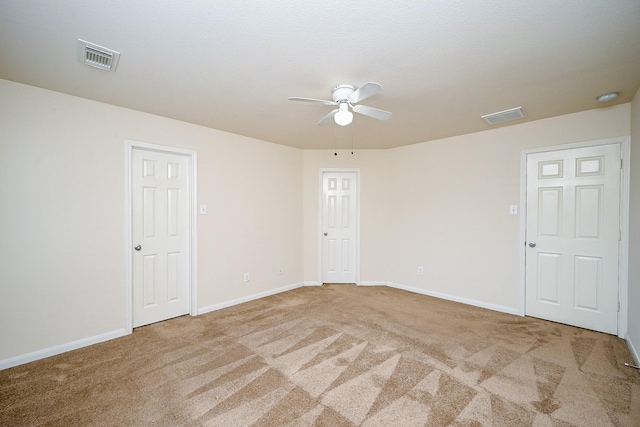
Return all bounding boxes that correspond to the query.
[509,205,518,215]
[199,204,207,215]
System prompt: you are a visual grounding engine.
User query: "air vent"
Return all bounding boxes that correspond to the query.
[481,107,525,125]
[77,39,120,71]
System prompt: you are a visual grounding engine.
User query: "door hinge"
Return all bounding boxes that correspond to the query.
[618,302,621,312]
[620,159,623,169]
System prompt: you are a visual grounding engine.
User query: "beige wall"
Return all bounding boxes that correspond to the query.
[302,105,630,313]
[0,80,303,362]
[385,106,630,311]
[1,77,634,367]
[628,86,640,362]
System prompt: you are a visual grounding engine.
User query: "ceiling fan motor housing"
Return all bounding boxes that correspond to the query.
[332,84,355,103]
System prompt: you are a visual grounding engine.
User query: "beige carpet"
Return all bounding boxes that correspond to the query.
[1,284,639,426]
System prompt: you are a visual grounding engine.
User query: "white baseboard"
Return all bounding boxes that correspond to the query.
[626,334,639,366]
[358,281,386,286]
[386,282,519,316]
[302,282,387,287]
[198,282,305,315]
[304,281,323,286]
[0,328,130,371]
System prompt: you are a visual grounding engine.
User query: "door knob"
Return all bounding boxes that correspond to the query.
[323,232,328,236]
[528,242,536,248]
[134,244,142,251]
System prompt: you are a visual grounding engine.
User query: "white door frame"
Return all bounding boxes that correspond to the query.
[518,136,630,338]
[318,168,361,284]
[125,140,198,332]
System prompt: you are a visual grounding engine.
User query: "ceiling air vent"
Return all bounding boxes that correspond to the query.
[77,39,120,71]
[481,107,525,125]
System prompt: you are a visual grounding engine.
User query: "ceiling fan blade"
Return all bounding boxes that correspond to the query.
[288,97,336,106]
[349,82,382,104]
[352,104,392,121]
[317,109,339,125]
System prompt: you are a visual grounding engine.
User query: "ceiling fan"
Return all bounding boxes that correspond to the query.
[288,82,392,126]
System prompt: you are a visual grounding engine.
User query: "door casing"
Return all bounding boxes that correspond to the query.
[125,140,198,332]
[518,136,630,338]
[318,168,360,284]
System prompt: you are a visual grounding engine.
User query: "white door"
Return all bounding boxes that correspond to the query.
[525,144,620,334]
[322,172,358,283]
[132,148,191,327]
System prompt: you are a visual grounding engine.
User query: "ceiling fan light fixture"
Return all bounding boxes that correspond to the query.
[289,82,390,126]
[334,102,353,126]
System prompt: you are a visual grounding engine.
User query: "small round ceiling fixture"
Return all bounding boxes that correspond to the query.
[597,92,619,103]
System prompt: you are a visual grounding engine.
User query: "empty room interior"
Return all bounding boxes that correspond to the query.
[1,1,640,426]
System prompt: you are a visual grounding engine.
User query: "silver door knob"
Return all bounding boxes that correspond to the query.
[528,242,536,248]
[134,244,142,251]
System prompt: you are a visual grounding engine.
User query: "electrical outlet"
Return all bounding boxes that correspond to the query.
[278,268,283,275]
[509,205,518,215]
[244,272,250,282]
[417,267,424,276]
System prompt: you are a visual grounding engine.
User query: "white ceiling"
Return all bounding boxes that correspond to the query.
[1,1,639,150]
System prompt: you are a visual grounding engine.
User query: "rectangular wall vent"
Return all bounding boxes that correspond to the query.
[77,39,120,71]
[481,107,525,125]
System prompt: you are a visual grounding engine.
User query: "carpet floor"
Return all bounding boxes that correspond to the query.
[1,284,639,426]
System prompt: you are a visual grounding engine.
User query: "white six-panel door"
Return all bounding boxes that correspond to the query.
[525,144,620,334]
[132,148,191,327]
[322,172,358,283]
